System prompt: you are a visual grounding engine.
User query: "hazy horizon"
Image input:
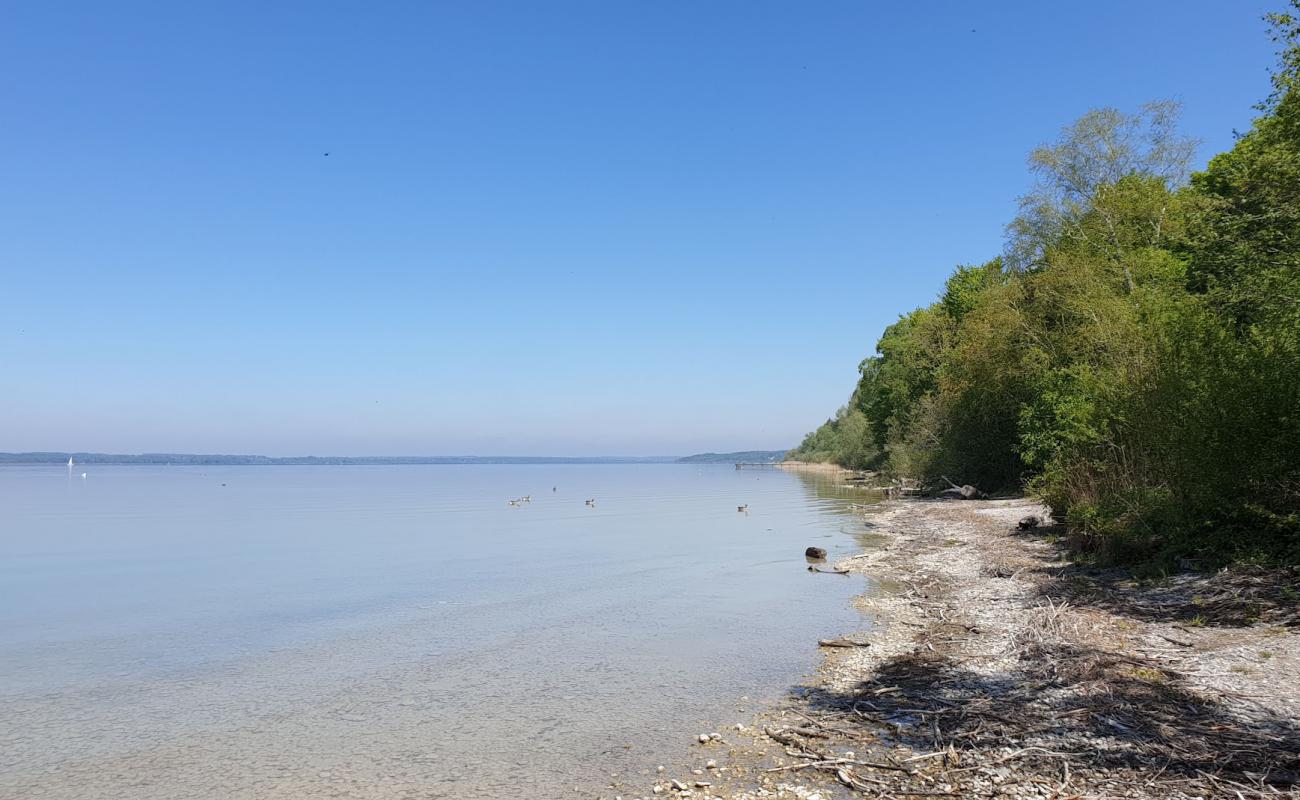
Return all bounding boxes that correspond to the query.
[0,450,787,460]
[2,1,1278,454]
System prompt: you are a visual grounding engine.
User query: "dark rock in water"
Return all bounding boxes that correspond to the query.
[805,546,827,559]
[1018,515,1041,530]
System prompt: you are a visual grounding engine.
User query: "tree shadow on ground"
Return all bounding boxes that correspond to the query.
[1001,521,1300,629]
[797,644,1300,795]
[1044,563,1300,629]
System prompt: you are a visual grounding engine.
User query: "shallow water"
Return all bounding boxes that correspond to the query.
[0,464,877,799]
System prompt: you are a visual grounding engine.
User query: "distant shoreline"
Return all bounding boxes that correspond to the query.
[1,449,791,466]
[0,453,682,466]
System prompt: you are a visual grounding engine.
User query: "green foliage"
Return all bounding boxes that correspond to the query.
[1006,102,1197,271]
[1186,4,1300,336]
[791,7,1300,564]
[785,406,877,469]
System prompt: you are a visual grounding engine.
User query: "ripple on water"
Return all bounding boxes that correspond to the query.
[0,464,880,799]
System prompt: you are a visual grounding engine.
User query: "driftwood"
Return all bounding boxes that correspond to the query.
[762,725,916,792]
[818,637,871,648]
[939,476,986,500]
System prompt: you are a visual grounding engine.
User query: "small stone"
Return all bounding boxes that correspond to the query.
[657,765,665,773]
[671,779,688,791]
[698,733,710,743]
[692,769,703,775]
[652,786,663,795]
[705,759,717,770]
[694,781,711,788]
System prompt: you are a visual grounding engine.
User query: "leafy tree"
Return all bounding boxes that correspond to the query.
[1186,3,1300,332]
[790,6,1300,564]
[1006,102,1197,275]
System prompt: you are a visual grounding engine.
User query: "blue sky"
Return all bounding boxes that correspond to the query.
[0,1,1281,456]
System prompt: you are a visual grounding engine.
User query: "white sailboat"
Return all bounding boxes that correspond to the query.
[67,456,74,477]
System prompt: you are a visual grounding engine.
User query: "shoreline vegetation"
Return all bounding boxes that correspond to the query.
[786,5,1300,569]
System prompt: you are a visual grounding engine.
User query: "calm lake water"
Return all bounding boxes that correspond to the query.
[0,464,877,799]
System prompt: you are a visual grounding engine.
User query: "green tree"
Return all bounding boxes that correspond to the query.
[1006,101,1197,275]
[789,6,1300,562]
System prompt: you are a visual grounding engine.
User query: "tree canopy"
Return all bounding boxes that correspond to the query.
[787,4,1300,566]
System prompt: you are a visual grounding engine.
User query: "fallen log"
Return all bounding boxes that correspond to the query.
[818,637,871,648]
[939,476,986,500]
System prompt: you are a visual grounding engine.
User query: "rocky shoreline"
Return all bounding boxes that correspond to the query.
[624,495,1300,800]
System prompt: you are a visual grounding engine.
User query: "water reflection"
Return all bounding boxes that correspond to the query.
[785,466,885,506]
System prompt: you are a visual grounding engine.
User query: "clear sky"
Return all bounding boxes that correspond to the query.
[0,1,1282,456]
